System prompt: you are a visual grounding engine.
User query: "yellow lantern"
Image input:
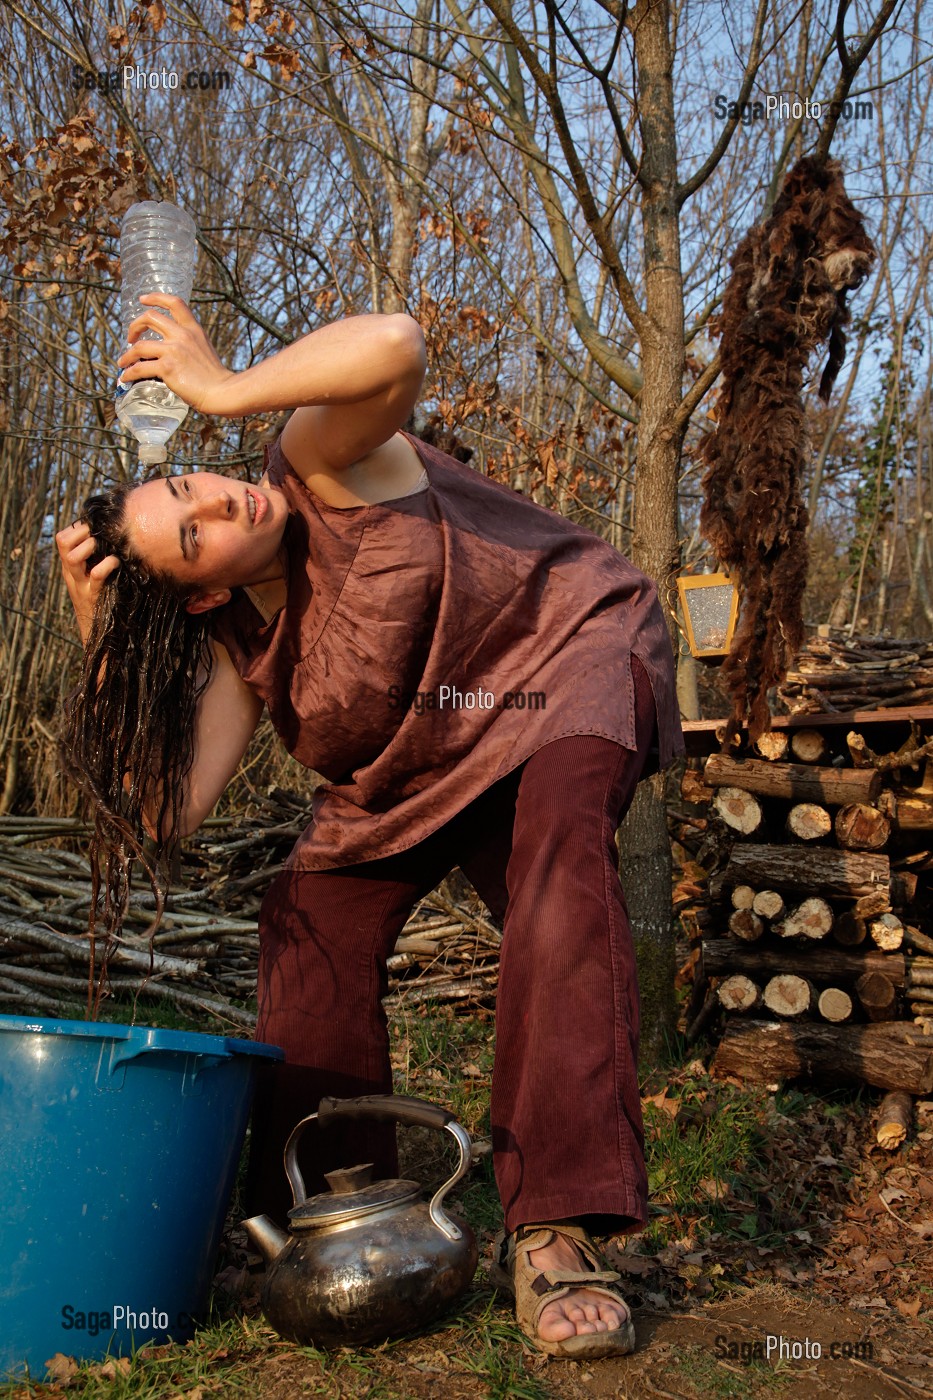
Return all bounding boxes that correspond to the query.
[676,571,739,661]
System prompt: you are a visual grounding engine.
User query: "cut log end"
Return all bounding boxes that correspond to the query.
[752,889,785,920]
[834,911,867,947]
[728,909,765,943]
[818,987,853,1023]
[870,913,904,952]
[790,728,829,764]
[731,884,757,911]
[835,802,891,851]
[777,897,834,941]
[755,731,789,761]
[717,974,761,1013]
[786,802,833,842]
[856,971,898,1023]
[763,974,815,1018]
[714,786,763,835]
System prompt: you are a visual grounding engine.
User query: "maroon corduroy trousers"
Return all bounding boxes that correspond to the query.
[245,656,658,1235]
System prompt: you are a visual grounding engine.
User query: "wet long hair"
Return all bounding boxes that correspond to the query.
[60,485,214,995]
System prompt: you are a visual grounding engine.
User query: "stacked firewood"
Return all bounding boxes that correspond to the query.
[0,793,502,1030]
[778,628,933,715]
[676,720,933,1100]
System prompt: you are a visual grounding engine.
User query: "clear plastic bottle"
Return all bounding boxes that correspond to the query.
[115,200,197,468]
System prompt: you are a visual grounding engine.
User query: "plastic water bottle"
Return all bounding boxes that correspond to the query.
[115,200,197,467]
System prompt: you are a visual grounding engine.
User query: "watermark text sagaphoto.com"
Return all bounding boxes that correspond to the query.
[387,684,547,715]
[72,66,232,92]
[713,93,874,123]
[61,1304,198,1335]
[715,1334,873,1365]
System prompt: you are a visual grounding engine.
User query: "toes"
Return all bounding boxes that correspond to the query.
[536,1304,577,1342]
[538,1292,629,1342]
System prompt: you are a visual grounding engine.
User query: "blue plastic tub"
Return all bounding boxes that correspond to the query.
[0,1014,282,1378]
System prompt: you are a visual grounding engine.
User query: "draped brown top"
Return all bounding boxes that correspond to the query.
[212,432,684,870]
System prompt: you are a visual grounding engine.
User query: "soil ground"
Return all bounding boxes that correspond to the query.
[216,1288,932,1399]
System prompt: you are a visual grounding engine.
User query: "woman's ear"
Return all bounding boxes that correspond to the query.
[185,588,232,614]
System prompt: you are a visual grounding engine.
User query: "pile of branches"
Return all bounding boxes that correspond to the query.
[778,630,933,715]
[0,790,502,1031]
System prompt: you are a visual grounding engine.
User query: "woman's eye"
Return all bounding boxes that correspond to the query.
[190,524,199,545]
[183,479,191,494]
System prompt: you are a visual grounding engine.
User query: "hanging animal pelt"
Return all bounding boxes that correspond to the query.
[699,157,876,749]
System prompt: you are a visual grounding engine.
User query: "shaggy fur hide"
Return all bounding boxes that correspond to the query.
[699,157,875,748]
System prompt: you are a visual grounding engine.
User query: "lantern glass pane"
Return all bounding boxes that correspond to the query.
[686,583,734,651]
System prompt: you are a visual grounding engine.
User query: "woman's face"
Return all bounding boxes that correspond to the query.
[124,472,290,603]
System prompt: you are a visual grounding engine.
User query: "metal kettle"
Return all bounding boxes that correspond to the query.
[242,1094,478,1347]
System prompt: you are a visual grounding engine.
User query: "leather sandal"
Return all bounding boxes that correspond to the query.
[489,1221,635,1359]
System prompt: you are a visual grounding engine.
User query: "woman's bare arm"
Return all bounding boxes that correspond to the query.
[118,298,427,474]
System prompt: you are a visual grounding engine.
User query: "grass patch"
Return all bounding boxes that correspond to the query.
[641,1070,770,1251]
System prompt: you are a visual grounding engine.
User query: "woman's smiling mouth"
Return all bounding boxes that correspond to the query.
[246,487,267,525]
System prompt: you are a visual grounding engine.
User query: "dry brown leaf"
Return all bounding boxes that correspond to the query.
[146,0,167,31]
[44,1354,78,1384]
[611,1254,655,1276]
[641,1088,679,1118]
[862,1252,895,1273]
[895,1297,924,1319]
[697,1178,729,1201]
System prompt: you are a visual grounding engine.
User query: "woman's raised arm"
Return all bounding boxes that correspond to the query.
[118,298,427,473]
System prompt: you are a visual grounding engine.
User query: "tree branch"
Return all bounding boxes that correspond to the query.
[814,0,901,163]
[481,0,648,347]
[677,0,770,205]
[672,350,721,435]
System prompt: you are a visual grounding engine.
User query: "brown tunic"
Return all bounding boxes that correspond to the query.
[212,432,684,870]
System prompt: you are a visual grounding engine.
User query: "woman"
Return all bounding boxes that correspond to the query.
[57,294,684,1359]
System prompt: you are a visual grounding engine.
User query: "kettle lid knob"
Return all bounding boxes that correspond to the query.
[324,1163,375,1194]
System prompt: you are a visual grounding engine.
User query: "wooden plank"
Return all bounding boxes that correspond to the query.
[682,705,933,757]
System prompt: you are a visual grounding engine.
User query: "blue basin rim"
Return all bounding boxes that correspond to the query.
[0,1013,283,1060]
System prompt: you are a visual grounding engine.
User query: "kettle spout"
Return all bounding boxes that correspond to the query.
[242,1213,289,1264]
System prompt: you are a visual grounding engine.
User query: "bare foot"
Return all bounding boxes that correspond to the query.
[527,1231,630,1342]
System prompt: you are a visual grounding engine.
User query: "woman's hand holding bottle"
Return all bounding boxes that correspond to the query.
[117,293,237,416]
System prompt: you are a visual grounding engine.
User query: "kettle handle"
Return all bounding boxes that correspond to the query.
[284,1095,473,1244]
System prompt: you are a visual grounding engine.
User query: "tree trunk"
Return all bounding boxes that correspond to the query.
[618,0,686,1061]
[619,772,675,1062]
